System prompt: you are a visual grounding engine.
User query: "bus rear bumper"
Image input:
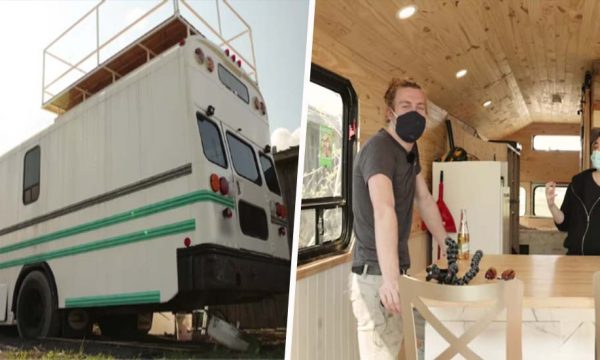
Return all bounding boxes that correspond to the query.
[175,244,290,306]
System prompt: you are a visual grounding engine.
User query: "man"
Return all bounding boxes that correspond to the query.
[350,78,450,359]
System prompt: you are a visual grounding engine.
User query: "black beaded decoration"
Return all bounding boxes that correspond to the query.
[425,237,483,285]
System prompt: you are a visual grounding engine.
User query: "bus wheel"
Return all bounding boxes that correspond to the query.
[62,309,92,338]
[16,271,60,338]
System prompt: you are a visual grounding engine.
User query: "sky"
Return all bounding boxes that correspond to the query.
[0,0,310,155]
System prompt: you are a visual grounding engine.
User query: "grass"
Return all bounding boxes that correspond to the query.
[0,341,284,360]
[0,348,284,359]
[3,349,113,360]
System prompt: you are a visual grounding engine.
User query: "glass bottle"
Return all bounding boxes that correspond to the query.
[457,209,470,260]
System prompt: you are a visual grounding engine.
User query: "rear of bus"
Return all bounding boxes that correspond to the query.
[175,35,290,307]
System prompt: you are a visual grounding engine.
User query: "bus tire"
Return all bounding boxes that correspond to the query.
[16,271,60,338]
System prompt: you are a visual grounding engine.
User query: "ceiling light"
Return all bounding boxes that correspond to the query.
[455,69,467,78]
[398,5,417,19]
[483,100,492,107]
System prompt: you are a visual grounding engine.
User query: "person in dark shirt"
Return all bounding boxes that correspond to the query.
[546,132,600,254]
[349,78,450,359]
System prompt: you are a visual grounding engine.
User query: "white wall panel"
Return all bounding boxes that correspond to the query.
[292,260,359,360]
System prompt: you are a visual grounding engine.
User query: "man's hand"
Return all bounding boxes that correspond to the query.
[437,241,447,258]
[545,181,556,207]
[379,278,402,314]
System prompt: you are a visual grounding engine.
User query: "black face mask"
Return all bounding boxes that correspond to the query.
[393,110,426,143]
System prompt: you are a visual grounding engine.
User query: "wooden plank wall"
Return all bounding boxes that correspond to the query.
[503,123,579,217]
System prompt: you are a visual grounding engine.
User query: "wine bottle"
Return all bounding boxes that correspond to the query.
[457,209,470,260]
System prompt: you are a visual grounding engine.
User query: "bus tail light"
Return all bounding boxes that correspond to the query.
[210,174,220,192]
[223,208,233,218]
[276,203,287,219]
[219,177,229,195]
[184,237,191,247]
[278,227,286,236]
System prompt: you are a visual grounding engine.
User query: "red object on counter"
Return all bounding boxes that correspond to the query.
[422,171,457,259]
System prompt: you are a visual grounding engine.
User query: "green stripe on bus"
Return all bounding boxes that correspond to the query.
[0,190,232,255]
[65,290,161,308]
[0,219,195,270]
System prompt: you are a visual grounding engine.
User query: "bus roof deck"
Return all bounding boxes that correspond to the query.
[42,0,257,115]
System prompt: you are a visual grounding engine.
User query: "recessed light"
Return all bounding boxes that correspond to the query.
[483,100,492,107]
[398,5,417,19]
[455,69,467,78]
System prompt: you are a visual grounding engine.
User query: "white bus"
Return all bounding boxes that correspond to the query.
[0,7,290,339]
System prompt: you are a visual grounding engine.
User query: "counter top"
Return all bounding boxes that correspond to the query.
[414,254,600,308]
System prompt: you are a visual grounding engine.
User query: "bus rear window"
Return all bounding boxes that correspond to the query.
[226,132,262,185]
[239,200,268,240]
[259,154,281,195]
[197,112,228,168]
[218,64,249,103]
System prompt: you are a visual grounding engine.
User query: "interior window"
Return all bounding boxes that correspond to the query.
[532,135,580,151]
[298,64,357,263]
[533,184,567,216]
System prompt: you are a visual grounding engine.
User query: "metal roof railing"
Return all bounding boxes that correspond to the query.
[42,0,257,114]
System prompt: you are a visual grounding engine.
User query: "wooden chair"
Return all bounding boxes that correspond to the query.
[398,275,524,360]
[593,271,600,360]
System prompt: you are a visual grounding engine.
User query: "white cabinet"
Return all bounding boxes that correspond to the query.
[431,161,510,258]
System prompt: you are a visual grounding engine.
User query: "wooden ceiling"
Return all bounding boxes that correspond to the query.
[313,0,600,139]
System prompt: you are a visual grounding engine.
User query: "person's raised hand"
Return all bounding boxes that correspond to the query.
[545,181,557,207]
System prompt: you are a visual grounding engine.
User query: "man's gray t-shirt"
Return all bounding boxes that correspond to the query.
[352,129,421,270]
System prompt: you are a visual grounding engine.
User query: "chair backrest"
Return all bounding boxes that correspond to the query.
[593,271,600,360]
[398,275,524,360]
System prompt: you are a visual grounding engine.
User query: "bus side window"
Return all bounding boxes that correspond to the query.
[299,64,357,263]
[196,112,228,168]
[23,146,41,205]
[259,153,281,195]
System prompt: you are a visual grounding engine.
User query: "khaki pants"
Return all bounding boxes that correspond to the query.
[350,272,403,360]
